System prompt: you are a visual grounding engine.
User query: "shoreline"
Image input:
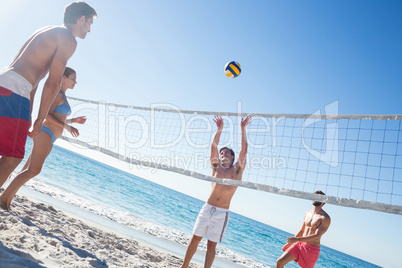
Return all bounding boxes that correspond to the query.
[0,186,248,268]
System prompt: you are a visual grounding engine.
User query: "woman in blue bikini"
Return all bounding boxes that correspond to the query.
[0,67,86,210]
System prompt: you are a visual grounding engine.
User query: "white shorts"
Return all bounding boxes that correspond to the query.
[192,203,230,243]
[0,69,32,99]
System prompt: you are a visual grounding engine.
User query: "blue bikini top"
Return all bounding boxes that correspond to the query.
[53,90,71,116]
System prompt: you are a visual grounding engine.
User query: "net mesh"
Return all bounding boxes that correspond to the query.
[61,97,402,214]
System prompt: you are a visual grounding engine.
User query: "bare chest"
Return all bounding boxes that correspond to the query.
[305,213,323,229]
[214,165,238,179]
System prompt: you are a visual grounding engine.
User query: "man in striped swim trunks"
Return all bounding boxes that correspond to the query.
[276,191,331,268]
[0,2,97,208]
[181,115,252,268]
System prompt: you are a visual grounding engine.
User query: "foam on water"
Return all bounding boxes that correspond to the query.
[11,139,381,268]
[22,178,269,268]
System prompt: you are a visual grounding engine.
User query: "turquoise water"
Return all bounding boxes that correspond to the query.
[17,139,380,268]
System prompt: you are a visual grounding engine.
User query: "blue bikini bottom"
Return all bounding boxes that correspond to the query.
[41,126,56,144]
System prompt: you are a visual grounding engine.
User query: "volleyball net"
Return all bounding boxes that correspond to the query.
[61,97,402,215]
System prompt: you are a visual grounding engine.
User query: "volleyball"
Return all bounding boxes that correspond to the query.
[224,61,241,78]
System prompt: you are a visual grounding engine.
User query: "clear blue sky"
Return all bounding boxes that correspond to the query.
[1,1,402,267]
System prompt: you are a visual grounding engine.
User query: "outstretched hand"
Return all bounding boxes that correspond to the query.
[213,116,223,130]
[241,116,252,128]
[67,125,80,137]
[74,116,87,124]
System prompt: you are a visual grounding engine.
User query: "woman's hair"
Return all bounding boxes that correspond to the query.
[63,67,76,77]
[64,1,97,25]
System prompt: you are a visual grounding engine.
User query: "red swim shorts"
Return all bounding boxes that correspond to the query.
[287,241,320,268]
[0,86,30,159]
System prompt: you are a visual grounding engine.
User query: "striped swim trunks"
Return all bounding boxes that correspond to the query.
[0,70,32,159]
[192,203,230,243]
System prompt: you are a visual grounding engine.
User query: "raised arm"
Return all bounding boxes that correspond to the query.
[235,116,252,171]
[211,116,223,170]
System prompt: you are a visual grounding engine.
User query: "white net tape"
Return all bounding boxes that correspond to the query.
[61,97,402,214]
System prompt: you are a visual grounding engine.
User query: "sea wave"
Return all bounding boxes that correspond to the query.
[22,177,270,268]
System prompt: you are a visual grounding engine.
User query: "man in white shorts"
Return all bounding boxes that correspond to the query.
[181,115,251,268]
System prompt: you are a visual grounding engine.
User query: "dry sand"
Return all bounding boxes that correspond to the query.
[0,190,201,268]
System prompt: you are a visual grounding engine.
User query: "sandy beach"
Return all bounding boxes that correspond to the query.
[0,189,202,268]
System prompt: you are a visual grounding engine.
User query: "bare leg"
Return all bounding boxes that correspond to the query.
[0,133,52,210]
[20,154,32,173]
[276,251,296,268]
[0,156,22,188]
[204,240,217,268]
[181,235,203,268]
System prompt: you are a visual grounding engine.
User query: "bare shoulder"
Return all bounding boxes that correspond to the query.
[36,26,76,45]
[48,27,77,57]
[319,210,331,227]
[29,26,50,36]
[54,27,76,42]
[321,209,330,219]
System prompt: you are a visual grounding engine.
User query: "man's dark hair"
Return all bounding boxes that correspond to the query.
[314,190,326,206]
[64,1,97,24]
[220,147,235,164]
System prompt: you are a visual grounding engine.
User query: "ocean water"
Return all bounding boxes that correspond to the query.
[12,139,381,268]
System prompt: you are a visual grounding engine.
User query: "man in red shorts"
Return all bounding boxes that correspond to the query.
[276,191,331,268]
[0,2,97,199]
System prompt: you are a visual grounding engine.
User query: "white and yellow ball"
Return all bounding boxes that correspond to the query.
[224,61,241,78]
